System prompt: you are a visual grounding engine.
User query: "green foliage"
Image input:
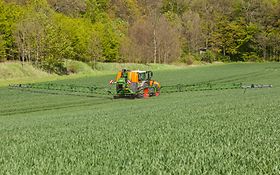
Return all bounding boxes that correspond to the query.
[94,22,122,62]
[211,17,259,61]
[217,55,231,62]
[179,53,195,65]
[65,60,94,74]
[85,0,110,23]
[242,52,262,62]
[161,0,188,15]
[1,0,280,67]
[1,63,280,174]
[200,50,215,63]
[0,35,6,62]
[52,14,89,62]
[39,55,66,74]
[0,1,24,59]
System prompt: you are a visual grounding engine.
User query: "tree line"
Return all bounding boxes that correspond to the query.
[0,0,279,73]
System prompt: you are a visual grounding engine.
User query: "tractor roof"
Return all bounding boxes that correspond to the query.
[130,70,148,73]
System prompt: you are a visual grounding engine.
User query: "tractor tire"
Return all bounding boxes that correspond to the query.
[137,93,143,98]
[137,83,149,98]
[113,95,120,99]
[143,87,150,98]
[154,84,160,96]
[129,95,136,99]
[148,87,155,96]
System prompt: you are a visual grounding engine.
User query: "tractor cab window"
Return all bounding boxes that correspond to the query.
[139,73,146,81]
[121,69,128,80]
[147,71,153,80]
[122,72,128,78]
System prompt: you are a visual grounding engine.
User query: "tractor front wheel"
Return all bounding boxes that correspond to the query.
[143,88,149,98]
[154,84,160,96]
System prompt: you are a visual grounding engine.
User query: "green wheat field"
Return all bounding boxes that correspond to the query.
[1,63,280,174]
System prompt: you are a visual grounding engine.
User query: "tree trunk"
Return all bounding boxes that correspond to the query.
[21,48,25,64]
[94,57,96,70]
[36,46,39,63]
[153,28,157,64]
[164,52,167,64]
[263,48,266,60]
[36,35,40,64]
[158,47,161,64]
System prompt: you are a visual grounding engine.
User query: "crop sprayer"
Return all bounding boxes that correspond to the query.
[9,69,273,99]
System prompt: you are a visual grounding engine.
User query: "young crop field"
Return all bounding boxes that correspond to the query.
[0,63,280,174]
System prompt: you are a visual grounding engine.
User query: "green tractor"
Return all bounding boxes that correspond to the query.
[110,69,161,99]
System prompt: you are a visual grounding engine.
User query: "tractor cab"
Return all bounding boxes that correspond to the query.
[138,71,153,82]
[115,69,153,83]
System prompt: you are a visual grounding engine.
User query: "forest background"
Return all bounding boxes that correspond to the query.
[0,0,279,73]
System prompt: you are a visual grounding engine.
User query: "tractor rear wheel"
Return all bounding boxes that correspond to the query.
[113,95,120,99]
[137,83,149,98]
